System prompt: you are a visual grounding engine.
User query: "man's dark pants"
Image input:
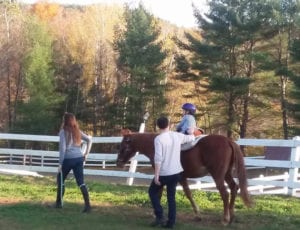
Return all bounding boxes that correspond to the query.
[148,173,181,227]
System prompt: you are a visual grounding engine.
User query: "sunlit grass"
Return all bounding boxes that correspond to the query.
[0,174,299,230]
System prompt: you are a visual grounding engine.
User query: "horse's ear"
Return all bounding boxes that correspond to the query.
[121,128,132,136]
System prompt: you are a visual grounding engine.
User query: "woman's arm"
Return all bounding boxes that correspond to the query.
[58,130,66,166]
[81,131,92,157]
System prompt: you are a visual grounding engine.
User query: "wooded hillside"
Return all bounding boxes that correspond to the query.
[1,0,300,140]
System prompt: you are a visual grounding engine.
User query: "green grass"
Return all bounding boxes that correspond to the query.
[0,174,300,230]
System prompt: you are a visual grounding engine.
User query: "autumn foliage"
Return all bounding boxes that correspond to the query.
[31,1,60,21]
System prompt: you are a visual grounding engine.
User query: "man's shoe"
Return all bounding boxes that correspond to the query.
[150,218,164,227]
[82,205,91,213]
[162,222,174,229]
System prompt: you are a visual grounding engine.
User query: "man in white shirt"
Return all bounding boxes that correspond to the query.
[148,116,195,229]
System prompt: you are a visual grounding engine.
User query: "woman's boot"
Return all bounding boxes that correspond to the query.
[80,185,91,213]
[55,172,64,208]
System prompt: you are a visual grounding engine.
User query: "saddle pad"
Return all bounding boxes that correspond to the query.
[181,135,207,151]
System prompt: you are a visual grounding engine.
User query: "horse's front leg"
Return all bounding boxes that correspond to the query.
[179,177,201,220]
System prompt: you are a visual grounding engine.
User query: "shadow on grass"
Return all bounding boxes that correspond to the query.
[1,175,300,230]
[1,200,300,230]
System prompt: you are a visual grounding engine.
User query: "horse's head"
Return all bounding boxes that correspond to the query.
[116,130,137,168]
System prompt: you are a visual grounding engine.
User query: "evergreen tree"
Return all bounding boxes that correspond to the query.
[114,4,166,130]
[288,36,300,135]
[13,16,62,134]
[268,0,300,138]
[176,0,276,138]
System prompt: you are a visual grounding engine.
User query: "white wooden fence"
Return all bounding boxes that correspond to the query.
[0,133,300,196]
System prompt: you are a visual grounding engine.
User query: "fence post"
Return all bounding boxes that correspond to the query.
[126,112,149,185]
[283,172,289,194]
[287,136,300,196]
[41,155,44,167]
[259,174,264,194]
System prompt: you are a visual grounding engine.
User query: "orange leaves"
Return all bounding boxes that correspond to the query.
[31,1,61,21]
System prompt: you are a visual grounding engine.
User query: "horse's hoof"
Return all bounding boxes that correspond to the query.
[221,222,229,226]
[221,220,230,226]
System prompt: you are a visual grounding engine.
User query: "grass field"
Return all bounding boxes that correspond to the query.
[0,174,300,230]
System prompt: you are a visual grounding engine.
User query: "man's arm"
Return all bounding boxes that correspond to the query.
[154,163,161,185]
[181,133,195,144]
[154,138,162,185]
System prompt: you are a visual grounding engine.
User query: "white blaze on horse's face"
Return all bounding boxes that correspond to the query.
[117,136,135,167]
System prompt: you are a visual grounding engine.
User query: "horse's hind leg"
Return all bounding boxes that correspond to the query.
[225,173,239,224]
[214,179,230,226]
[179,178,201,220]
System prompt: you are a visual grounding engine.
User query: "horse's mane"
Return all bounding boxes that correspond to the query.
[124,132,157,158]
[121,128,156,136]
[131,132,157,136]
[129,132,158,142]
[121,128,157,139]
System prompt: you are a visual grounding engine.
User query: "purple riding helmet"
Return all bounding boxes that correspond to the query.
[182,103,196,114]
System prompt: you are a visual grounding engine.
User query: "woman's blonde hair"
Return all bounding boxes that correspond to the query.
[62,113,81,145]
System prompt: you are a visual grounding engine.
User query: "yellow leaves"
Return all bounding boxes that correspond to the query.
[31,1,61,21]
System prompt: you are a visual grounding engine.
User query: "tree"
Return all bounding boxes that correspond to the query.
[114,4,166,130]
[31,1,60,22]
[13,16,62,134]
[267,0,300,138]
[288,37,300,135]
[0,0,24,132]
[177,0,277,138]
[83,5,122,136]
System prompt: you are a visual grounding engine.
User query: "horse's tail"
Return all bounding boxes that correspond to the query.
[231,140,253,208]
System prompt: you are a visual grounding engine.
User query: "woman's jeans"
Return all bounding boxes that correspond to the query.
[60,157,85,186]
[148,173,181,226]
[56,156,90,211]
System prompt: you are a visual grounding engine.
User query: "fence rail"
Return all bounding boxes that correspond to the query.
[0,133,299,196]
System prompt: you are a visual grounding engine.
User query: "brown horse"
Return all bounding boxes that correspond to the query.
[116,131,252,225]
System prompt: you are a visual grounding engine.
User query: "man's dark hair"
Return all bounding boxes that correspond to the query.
[156,116,169,129]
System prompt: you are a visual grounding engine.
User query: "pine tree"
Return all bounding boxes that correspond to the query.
[288,36,300,135]
[13,16,62,134]
[177,0,276,138]
[114,4,166,130]
[268,0,300,138]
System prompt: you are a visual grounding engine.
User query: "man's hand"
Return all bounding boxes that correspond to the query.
[154,176,161,186]
[154,164,161,185]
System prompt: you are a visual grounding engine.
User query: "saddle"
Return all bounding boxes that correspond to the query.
[181,135,206,151]
[193,128,204,136]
